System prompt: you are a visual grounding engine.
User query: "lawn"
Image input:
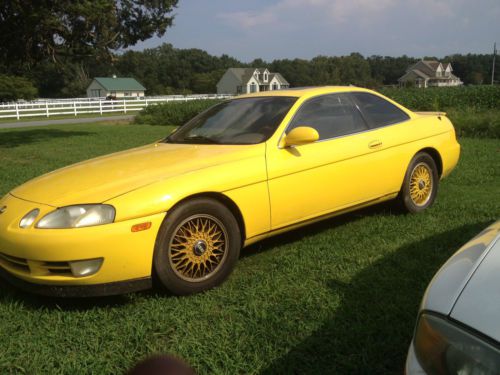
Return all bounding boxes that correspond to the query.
[0,122,499,374]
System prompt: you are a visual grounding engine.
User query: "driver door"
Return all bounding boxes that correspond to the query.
[266,93,389,229]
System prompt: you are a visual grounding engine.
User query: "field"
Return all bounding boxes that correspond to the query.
[0,121,498,374]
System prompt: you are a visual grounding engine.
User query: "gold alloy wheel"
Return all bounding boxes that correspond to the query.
[168,214,228,282]
[409,162,433,206]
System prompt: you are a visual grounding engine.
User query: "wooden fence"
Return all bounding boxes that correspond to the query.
[0,94,232,120]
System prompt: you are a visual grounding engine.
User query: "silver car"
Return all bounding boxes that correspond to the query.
[406,220,500,374]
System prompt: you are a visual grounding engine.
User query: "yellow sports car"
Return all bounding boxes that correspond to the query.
[0,87,460,296]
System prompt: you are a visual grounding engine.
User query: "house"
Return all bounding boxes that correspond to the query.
[217,68,290,95]
[86,76,146,98]
[398,60,462,88]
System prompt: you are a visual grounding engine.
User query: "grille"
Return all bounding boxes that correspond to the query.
[40,261,72,276]
[0,252,30,272]
[0,252,73,277]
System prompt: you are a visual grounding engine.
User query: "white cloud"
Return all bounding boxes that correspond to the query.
[217,0,398,30]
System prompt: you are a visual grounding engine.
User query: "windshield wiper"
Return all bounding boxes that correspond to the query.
[181,135,220,144]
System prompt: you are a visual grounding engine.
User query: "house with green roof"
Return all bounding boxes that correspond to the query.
[86,76,146,98]
[216,68,289,95]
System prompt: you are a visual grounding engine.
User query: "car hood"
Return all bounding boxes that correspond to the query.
[11,142,263,207]
[421,221,500,315]
[449,232,500,342]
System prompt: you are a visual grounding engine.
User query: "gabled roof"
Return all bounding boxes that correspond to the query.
[424,60,441,70]
[398,69,430,82]
[226,68,288,85]
[269,73,290,85]
[93,77,146,91]
[412,69,430,79]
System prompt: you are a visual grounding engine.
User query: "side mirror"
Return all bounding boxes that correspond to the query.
[282,126,319,147]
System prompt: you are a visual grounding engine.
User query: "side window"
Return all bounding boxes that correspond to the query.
[351,92,410,128]
[288,94,368,140]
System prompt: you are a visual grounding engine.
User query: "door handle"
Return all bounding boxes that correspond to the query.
[368,140,383,149]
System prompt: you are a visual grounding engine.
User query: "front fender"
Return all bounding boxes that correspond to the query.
[106,155,270,238]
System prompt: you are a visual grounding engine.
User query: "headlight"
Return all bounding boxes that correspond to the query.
[414,313,500,374]
[36,205,115,229]
[19,209,40,228]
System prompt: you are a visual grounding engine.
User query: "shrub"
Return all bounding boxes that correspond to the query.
[447,108,500,138]
[134,99,223,126]
[0,75,38,102]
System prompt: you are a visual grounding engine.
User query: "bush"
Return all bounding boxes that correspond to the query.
[134,99,223,126]
[379,85,500,111]
[0,75,38,102]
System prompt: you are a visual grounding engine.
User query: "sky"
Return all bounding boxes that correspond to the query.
[132,0,500,62]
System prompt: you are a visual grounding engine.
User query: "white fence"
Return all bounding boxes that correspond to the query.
[0,94,233,120]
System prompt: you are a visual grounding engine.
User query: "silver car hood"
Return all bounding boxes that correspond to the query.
[420,222,500,328]
[449,235,500,341]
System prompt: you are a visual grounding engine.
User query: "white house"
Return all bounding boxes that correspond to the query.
[86,76,146,98]
[217,68,290,95]
[398,60,463,88]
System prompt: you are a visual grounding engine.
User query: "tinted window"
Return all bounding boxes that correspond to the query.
[167,97,297,145]
[351,92,410,128]
[288,94,368,140]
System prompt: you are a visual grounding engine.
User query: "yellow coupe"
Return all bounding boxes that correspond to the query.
[0,87,460,296]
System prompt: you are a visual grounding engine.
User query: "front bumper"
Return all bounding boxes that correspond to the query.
[0,266,152,297]
[0,193,165,295]
[405,342,426,375]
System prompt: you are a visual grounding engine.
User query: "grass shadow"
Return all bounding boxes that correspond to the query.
[260,221,490,374]
[0,128,94,148]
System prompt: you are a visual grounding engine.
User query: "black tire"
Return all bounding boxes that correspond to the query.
[398,152,439,213]
[153,197,241,295]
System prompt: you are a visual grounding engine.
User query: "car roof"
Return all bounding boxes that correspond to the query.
[237,86,374,99]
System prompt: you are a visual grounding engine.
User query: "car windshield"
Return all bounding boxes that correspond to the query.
[165,96,297,145]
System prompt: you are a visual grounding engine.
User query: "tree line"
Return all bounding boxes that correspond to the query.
[2,44,496,100]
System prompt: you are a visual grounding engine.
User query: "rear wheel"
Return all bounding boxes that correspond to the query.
[398,153,439,213]
[153,198,241,295]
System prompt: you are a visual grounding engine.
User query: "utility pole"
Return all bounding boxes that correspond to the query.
[492,42,497,85]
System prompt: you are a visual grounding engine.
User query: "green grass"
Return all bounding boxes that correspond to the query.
[0,122,499,374]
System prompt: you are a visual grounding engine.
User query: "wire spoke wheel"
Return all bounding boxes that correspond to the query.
[409,162,433,206]
[168,214,228,282]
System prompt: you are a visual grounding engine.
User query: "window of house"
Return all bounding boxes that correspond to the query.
[272,83,279,90]
[351,92,410,128]
[287,94,368,140]
[250,82,257,93]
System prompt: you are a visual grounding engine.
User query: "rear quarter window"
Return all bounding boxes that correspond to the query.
[351,92,410,128]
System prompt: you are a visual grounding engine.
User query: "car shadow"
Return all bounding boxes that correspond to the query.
[0,129,94,148]
[259,221,490,374]
[242,200,403,258]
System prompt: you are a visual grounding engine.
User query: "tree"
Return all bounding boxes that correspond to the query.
[0,0,179,72]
